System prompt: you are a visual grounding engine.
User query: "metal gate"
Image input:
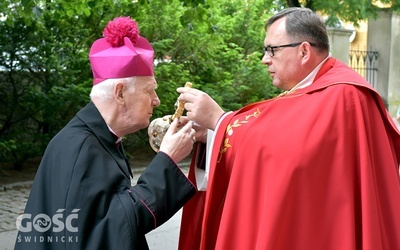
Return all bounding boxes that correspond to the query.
[349,49,378,88]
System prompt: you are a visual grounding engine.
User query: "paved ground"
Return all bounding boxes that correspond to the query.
[0,164,189,250]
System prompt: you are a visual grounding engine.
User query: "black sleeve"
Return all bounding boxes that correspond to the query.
[129,151,197,232]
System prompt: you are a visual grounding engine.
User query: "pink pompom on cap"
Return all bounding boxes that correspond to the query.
[89,16,154,85]
[103,17,139,47]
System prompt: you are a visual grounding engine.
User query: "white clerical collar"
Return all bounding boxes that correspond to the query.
[290,53,331,92]
[107,125,122,144]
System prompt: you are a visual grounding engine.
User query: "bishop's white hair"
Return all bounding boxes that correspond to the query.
[90,77,136,101]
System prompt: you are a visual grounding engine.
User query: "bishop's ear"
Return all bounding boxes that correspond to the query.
[114,81,125,103]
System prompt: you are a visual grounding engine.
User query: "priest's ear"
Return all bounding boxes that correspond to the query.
[299,42,313,60]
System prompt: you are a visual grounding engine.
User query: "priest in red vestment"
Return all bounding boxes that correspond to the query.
[177,7,400,250]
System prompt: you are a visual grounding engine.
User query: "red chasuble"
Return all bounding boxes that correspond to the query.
[179,58,400,250]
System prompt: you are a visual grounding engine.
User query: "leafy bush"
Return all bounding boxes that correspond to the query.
[0,0,280,169]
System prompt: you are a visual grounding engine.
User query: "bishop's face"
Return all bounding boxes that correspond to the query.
[121,76,160,134]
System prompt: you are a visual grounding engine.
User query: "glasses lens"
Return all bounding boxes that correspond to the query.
[267,46,273,57]
[263,46,273,57]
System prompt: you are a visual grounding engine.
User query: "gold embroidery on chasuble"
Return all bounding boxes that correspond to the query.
[217,108,261,163]
[216,89,300,163]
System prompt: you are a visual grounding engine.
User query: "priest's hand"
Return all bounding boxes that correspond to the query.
[159,118,196,163]
[177,87,224,131]
[179,116,208,144]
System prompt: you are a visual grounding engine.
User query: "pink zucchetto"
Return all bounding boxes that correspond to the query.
[89,16,154,85]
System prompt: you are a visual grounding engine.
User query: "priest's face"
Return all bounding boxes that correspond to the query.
[261,17,306,91]
[121,76,160,133]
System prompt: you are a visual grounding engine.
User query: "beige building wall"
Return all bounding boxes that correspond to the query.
[349,22,368,50]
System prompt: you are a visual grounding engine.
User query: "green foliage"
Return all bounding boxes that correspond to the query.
[0,1,96,167]
[0,140,17,160]
[281,0,400,27]
[1,0,397,168]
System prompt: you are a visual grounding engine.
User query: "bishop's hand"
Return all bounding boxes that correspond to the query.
[159,119,196,164]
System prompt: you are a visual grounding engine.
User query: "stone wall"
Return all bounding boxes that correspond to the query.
[327,28,353,65]
[367,9,400,116]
